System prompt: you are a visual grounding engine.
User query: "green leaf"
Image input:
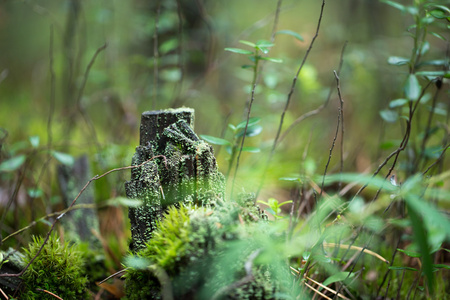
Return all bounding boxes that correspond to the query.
[388,56,409,66]
[255,40,274,54]
[323,272,354,286]
[380,0,406,12]
[160,68,181,82]
[279,177,301,182]
[260,57,283,63]
[397,248,421,258]
[228,124,237,131]
[275,30,304,41]
[405,193,450,238]
[225,48,254,55]
[27,188,43,198]
[51,151,74,166]
[0,155,26,172]
[29,136,40,148]
[404,74,421,101]
[320,173,397,192]
[124,256,151,270]
[429,32,446,41]
[235,124,262,137]
[239,40,256,48]
[420,41,430,56]
[278,200,293,207]
[416,59,447,67]
[389,98,408,108]
[389,266,418,271]
[236,117,261,129]
[406,200,434,293]
[416,71,450,77]
[107,197,143,207]
[159,38,179,55]
[433,264,450,270]
[241,147,260,153]
[380,109,399,123]
[255,40,275,48]
[199,135,231,146]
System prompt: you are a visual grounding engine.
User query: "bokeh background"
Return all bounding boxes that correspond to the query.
[0,0,448,252]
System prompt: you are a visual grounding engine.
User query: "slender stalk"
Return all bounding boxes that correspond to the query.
[153,0,161,110]
[256,0,326,200]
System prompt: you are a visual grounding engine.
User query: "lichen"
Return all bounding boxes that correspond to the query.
[126,110,225,251]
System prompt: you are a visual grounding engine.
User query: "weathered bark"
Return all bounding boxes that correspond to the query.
[125,108,225,251]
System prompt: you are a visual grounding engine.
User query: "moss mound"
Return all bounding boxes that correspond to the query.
[20,234,89,300]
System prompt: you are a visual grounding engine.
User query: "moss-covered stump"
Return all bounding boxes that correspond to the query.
[125,108,225,251]
[124,199,274,300]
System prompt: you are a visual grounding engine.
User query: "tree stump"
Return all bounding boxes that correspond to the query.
[125,108,225,251]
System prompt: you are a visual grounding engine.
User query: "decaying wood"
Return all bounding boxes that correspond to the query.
[125,108,224,251]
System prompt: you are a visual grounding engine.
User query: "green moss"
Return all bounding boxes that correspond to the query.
[20,234,89,300]
[125,200,277,300]
[125,205,222,299]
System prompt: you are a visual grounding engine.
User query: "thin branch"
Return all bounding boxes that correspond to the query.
[153,0,161,110]
[48,25,55,153]
[173,0,185,105]
[423,144,449,175]
[272,0,326,153]
[76,43,107,152]
[98,269,128,285]
[2,203,97,243]
[0,287,8,300]
[0,155,166,278]
[255,0,326,200]
[279,41,347,144]
[270,0,283,42]
[36,289,63,300]
[320,70,344,199]
[230,0,283,197]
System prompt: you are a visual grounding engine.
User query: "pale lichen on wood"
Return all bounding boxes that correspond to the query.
[125,108,225,251]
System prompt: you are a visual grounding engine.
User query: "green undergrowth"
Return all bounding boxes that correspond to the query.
[123,195,285,300]
[20,234,89,300]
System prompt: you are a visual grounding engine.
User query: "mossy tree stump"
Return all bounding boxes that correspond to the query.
[125,108,225,251]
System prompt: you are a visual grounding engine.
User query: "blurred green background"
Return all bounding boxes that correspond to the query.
[0,0,448,246]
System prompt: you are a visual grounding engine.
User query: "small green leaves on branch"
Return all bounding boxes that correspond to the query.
[199,135,231,146]
[225,40,282,66]
[0,155,26,172]
[257,198,293,219]
[275,30,304,41]
[404,74,421,101]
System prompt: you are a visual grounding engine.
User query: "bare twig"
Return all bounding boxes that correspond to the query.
[173,0,185,105]
[76,43,107,152]
[0,287,8,300]
[423,144,449,175]
[153,0,161,110]
[48,25,55,152]
[0,155,166,278]
[36,289,63,300]
[270,0,283,42]
[98,269,128,285]
[230,0,283,197]
[305,276,350,300]
[271,0,326,154]
[279,41,348,144]
[255,0,326,200]
[320,70,344,199]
